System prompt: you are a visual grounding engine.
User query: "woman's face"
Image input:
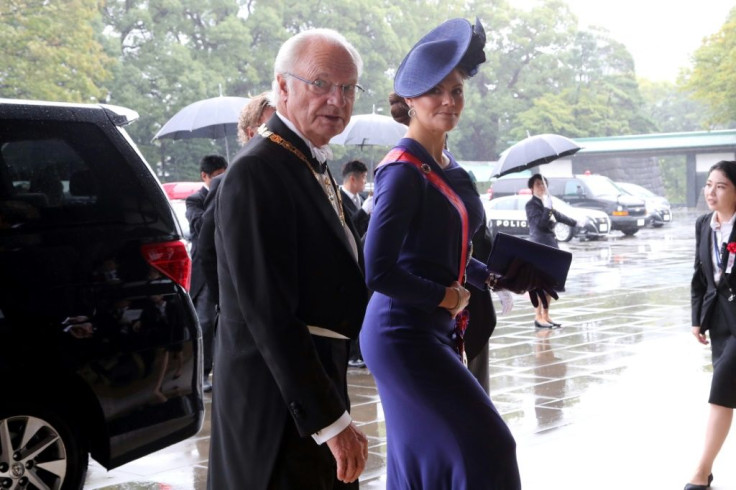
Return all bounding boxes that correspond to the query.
[407,69,465,134]
[704,168,736,215]
[532,178,547,198]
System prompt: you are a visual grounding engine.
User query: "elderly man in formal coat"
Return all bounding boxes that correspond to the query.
[207,28,369,490]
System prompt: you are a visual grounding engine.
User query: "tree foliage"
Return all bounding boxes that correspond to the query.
[0,0,113,102]
[2,0,721,179]
[681,6,736,127]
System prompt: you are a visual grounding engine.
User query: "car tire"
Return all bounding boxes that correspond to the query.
[0,405,88,490]
[554,223,574,242]
[622,228,639,236]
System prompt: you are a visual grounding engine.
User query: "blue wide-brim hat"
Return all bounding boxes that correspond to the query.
[394,17,486,99]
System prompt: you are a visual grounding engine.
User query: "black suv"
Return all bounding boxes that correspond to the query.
[0,99,203,489]
[490,174,647,235]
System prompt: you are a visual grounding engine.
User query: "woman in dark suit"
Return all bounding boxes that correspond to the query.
[687,160,736,490]
[525,173,577,328]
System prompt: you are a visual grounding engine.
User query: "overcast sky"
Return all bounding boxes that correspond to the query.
[520,0,734,82]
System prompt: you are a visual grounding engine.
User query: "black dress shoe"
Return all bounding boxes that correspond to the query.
[348,358,366,368]
[549,321,562,327]
[534,320,554,329]
[203,381,213,393]
[684,473,713,489]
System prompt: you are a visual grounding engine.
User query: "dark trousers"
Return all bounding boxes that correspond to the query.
[467,340,490,395]
[193,284,216,377]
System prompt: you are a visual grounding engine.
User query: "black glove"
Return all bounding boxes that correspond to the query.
[495,258,559,308]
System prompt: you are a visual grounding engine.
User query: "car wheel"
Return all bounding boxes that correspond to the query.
[0,406,88,490]
[554,222,573,242]
[622,228,639,236]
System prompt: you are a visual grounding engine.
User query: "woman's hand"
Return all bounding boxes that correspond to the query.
[692,326,709,345]
[441,281,470,318]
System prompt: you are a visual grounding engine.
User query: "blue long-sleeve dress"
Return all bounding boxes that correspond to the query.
[360,138,521,489]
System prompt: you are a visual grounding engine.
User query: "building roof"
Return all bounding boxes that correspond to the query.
[574,129,736,156]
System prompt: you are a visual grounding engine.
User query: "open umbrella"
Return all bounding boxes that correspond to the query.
[153,95,250,160]
[330,112,407,148]
[492,133,581,178]
[330,111,408,180]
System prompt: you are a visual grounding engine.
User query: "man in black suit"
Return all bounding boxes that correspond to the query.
[198,95,275,308]
[207,29,369,490]
[185,154,226,392]
[339,160,372,369]
[339,160,372,238]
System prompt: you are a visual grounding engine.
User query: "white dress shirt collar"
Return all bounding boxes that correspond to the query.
[275,112,333,163]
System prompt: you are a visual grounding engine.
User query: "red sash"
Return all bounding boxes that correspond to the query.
[378,148,471,363]
[378,148,469,283]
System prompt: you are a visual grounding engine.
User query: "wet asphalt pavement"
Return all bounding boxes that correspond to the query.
[85,208,736,489]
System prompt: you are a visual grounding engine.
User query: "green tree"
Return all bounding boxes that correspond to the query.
[638,79,713,133]
[509,25,654,142]
[681,6,736,127]
[102,0,258,179]
[0,0,113,101]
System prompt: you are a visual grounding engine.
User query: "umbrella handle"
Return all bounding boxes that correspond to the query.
[542,177,552,209]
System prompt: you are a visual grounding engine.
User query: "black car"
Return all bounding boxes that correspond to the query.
[0,99,203,489]
[491,174,647,236]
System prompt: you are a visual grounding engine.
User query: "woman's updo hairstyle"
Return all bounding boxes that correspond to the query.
[388,92,411,126]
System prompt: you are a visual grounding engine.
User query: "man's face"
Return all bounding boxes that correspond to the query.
[350,172,367,193]
[278,39,358,147]
[202,167,226,186]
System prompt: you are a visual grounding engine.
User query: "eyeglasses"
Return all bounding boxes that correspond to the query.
[285,72,364,100]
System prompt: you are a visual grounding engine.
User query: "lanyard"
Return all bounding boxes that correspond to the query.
[714,230,722,269]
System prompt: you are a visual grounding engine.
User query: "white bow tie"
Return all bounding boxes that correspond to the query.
[311,145,333,164]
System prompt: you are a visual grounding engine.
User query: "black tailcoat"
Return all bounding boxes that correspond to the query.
[207,114,368,489]
[185,185,208,297]
[340,188,370,238]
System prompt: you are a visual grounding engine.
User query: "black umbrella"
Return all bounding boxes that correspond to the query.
[492,134,581,178]
[153,95,250,160]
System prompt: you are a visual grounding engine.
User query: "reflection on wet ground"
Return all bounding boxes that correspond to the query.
[85,209,736,489]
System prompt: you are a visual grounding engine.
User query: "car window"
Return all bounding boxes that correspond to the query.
[0,120,158,230]
[580,176,620,196]
[563,179,583,197]
[491,197,518,210]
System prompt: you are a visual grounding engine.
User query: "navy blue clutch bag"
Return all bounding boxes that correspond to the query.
[487,232,573,290]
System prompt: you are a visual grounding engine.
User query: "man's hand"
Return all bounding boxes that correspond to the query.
[325,422,368,483]
[495,289,514,315]
[692,326,709,345]
[361,195,374,214]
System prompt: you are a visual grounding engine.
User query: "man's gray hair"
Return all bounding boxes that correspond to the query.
[270,28,363,106]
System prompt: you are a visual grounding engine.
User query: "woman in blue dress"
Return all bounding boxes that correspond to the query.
[360,18,522,489]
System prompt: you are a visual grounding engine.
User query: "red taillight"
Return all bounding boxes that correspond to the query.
[141,241,191,291]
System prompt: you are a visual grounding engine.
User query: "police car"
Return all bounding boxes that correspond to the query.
[483,193,611,242]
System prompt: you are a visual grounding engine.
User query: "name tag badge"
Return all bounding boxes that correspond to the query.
[728,253,735,274]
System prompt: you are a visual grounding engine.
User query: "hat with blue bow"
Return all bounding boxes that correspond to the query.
[394,17,487,99]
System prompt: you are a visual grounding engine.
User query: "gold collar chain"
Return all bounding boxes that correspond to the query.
[258,125,345,226]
